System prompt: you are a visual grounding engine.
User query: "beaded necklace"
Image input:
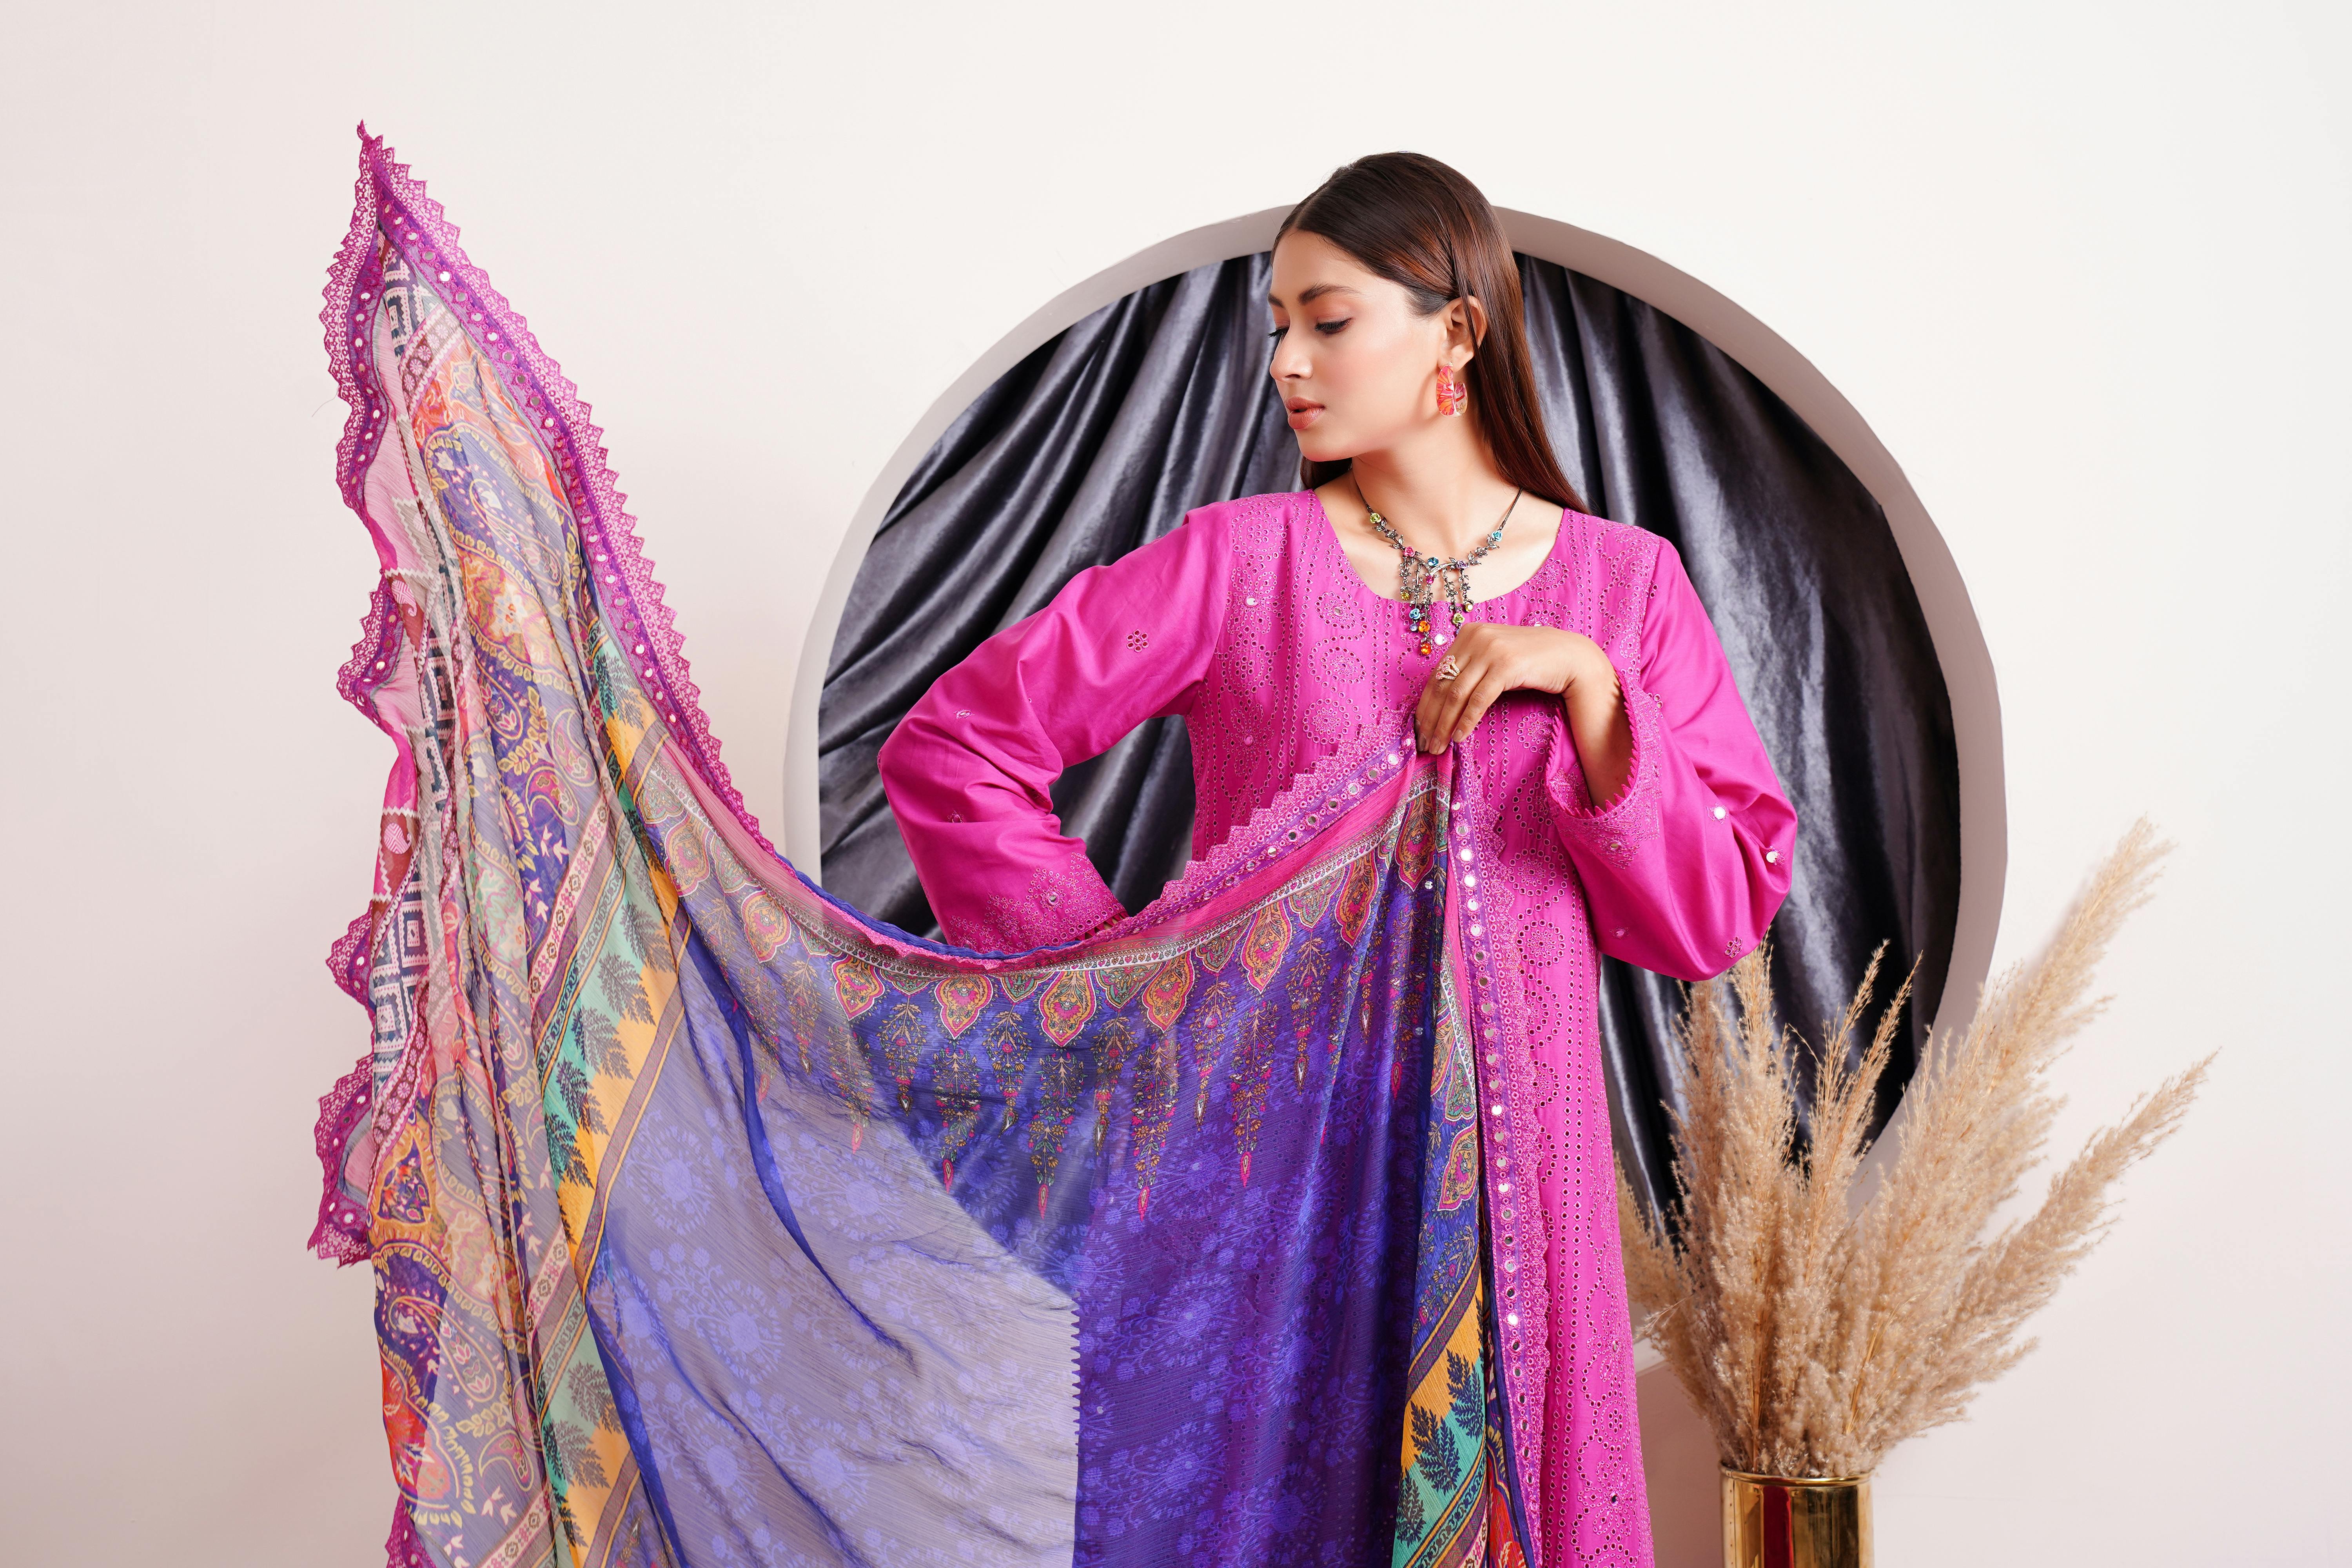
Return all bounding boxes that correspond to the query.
[1352,478,1525,657]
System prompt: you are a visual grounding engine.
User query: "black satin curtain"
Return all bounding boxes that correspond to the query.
[820,258,1298,927]
[818,252,1960,1216]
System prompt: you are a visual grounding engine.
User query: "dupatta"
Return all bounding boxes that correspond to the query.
[310,132,1544,1568]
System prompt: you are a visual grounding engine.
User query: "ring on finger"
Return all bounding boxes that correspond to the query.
[1436,657,1463,682]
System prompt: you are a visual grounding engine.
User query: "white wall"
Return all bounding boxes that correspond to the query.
[3,4,2343,1564]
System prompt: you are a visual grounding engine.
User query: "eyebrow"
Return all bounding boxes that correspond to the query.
[1267,282,1360,307]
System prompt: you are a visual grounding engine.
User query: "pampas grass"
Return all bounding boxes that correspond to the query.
[1618,819,2213,1477]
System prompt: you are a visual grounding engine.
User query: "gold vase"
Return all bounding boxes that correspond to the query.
[1720,1467,1872,1568]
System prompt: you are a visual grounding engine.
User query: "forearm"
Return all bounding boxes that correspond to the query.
[1562,654,1633,809]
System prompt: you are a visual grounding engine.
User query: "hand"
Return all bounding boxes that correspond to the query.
[1416,622,1615,752]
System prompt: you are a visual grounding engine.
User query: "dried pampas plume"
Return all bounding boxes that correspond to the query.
[1618,818,2212,1477]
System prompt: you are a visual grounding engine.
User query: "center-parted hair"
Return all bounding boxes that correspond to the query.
[1277,152,1586,512]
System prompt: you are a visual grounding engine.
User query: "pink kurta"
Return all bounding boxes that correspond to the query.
[879,489,1795,1564]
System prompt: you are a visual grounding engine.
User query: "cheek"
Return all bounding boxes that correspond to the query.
[1325,336,1425,427]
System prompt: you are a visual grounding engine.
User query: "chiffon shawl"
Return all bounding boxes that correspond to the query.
[310,134,1575,1568]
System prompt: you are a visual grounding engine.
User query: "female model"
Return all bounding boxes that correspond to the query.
[880,153,1797,1564]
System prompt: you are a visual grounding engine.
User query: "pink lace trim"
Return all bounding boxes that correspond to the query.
[334,581,401,724]
[321,135,391,614]
[318,164,405,1020]
[325,906,373,1004]
[386,1501,428,1568]
[325,128,771,859]
[314,129,792,1275]
[307,1049,376,1265]
[1098,704,1419,940]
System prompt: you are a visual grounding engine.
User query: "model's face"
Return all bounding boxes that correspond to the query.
[1267,230,1466,466]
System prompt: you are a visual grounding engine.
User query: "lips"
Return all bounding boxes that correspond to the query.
[1285,400,1323,431]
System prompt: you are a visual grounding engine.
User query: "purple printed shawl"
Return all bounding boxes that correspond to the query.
[310,131,1542,1568]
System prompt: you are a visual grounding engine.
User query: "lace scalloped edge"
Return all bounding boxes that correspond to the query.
[311,128,789,1272]
[323,125,777,861]
[387,1501,429,1568]
[325,904,374,1004]
[307,1049,376,1266]
[1098,703,1419,940]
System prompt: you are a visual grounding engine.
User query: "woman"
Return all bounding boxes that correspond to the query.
[880,154,1797,1562]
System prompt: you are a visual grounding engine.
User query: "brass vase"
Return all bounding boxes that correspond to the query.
[1720,1467,1872,1568]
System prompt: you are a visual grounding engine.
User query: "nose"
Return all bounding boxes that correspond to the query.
[1268,330,1308,383]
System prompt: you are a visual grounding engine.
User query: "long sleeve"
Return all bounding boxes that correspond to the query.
[877,511,1230,953]
[1543,537,1796,981]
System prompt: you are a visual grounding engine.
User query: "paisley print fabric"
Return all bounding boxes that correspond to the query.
[309,134,1552,1568]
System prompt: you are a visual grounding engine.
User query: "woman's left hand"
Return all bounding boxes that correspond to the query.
[1417,621,1632,799]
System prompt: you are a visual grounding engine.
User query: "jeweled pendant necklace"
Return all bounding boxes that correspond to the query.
[1353,476,1524,657]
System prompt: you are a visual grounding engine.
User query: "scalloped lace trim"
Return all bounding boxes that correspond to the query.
[1099,704,1417,938]
[307,1051,376,1265]
[312,129,790,1259]
[324,127,769,857]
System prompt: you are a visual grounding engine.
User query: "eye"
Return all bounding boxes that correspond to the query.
[1315,318,1351,335]
[1267,325,1286,339]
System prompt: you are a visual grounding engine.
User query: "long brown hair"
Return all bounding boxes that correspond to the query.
[1276,152,1586,512]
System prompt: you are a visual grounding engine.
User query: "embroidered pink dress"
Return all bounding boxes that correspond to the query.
[879,490,1795,1564]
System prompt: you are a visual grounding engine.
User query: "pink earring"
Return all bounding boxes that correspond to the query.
[1435,363,1468,417]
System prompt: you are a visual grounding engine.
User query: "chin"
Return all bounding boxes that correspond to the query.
[1293,430,1359,468]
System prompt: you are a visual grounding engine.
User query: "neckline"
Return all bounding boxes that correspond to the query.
[1301,486,1570,611]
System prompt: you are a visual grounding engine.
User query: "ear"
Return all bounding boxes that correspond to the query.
[1445,296,1488,367]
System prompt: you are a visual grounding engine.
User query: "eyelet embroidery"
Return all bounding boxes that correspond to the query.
[966,847,1125,953]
